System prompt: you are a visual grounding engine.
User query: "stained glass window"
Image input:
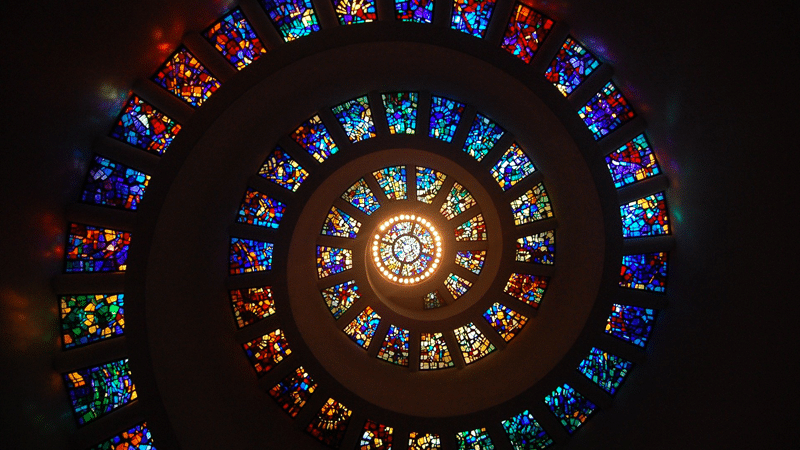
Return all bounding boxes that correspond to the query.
[501,410,553,450]
[419,332,454,369]
[454,214,487,241]
[269,366,317,417]
[110,95,181,155]
[515,230,555,265]
[65,223,130,273]
[377,325,410,366]
[151,47,220,107]
[544,384,596,434]
[606,134,661,187]
[605,304,656,348]
[445,273,472,299]
[229,286,276,328]
[229,238,273,274]
[395,0,434,23]
[501,3,553,63]
[577,347,632,395]
[237,188,286,228]
[620,192,669,238]
[291,115,339,163]
[92,422,155,450]
[321,280,360,319]
[322,206,362,238]
[491,143,536,191]
[440,182,477,220]
[454,322,495,364]
[451,0,497,38]
[578,81,635,140]
[64,359,136,425]
[423,291,445,310]
[504,273,549,307]
[258,147,309,192]
[462,113,504,161]
[332,0,377,25]
[455,250,486,274]
[307,398,353,447]
[382,92,418,134]
[374,216,441,284]
[343,306,381,349]
[203,8,267,70]
[409,432,441,449]
[316,246,353,278]
[332,96,376,143]
[429,96,466,142]
[60,294,124,349]
[259,0,321,42]
[81,156,150,210]
[483,302,528,342]
[455,428,494,449]
[373,166,408,200]
[545,36,601,96]
[360,419,394,449]
[620,252,668,292]
[242,329,291,375]
[510,183,553,225]
[416,167,447,203]
[342,178,381,215]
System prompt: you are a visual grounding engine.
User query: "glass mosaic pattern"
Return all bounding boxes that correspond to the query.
[110,95,181,155]
[483,302,528,341]
[455,428,494,449]
[501,3,554,63]
[577,347,632,395]
[515,230,555,265]
[620,192,669,238]
[462,113,504,161]
[374,217,440,282]
[423,291,445,310]
[237,188,285,228]
[606,134,661,187]
[620,252,668,292]
[65,224,130,273]
[454,214,487,241]
[92,422,155,450]
[316,246,353,278]
[445,273,472,299]
[204,8,266,70]
[440,182,477,220]
[306,398,352,447]
[291,115,339,163]
[454,323,495,364]
[544,384,596,434]
[510,183,553,225]
[229,286,276,328]
[60,294,124,349]
[321,280,360,319]
[429,96,466,142]
[259,0,321,42]
[342,178,381,215]
[395,0,434,23]
[409,432,441,449]
[151,47,220,107]
[578,81,635,140]
[383,92,418,134]
[64,359,136,425]
[360,419,394,449]
[504,273,549,307]
[373,166,408,200]
[229,238,273,274]
[332,96,376,143]
[501,410,553,450]
[606,304,656,348]
[545,36,601,96]
[81,156,150,210]
[420,332,454,369]
[258,148,309,192]
[242,329,291,375]
[322,206,362,238]
[416,167,447,203]
[332,0,377,25]
[344,306,381,349]
[376,325,410,366]
[451,0,497,38]
[455,250,486,274]
[269,366,317,417]
[490,143,536,191]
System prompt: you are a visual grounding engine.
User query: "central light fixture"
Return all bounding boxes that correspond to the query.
[372,214,442,284]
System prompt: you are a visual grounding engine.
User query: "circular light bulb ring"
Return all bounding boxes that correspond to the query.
[372,215,442,284]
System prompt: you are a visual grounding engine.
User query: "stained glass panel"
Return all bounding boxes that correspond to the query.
[92,422,155,450]
[429,96,466,142]
[416,167,447,203]
[259,0,321,42]
[60,294,124,349]
[577,347,632,395]
[420,332,454,370]
[483,302,528,341]
[491,143,536,191]
[342,178,381,215]
[620,192,669,238]
[455,428,494,449]
[242,329,291,375]
[423,291,445,310]
[605,304,656,347]
[204,8,267,70]
[504,273,549,307]
[229,286,276,328]
[332,0,377,25]
[606,134,661,187]
[321,280,360,319]
[462,113,504,161]
[544,384,596,434]
[110,95,181,155]
[510,183,553,225]
[360,419,394,449]
[501,410,553,450]
[440,182,476,220]
[306,398,352,447]
[65,224,130,273]
[269,366,317,417]
[501,3,553,63]
[455,250,486,274]
[454,214,487,241]
[81,156,150,210]
[451,0,497,38]
[454,322,495,364]
[515,230,555,265]
[620,252,668,292]
[545,36,601,96]
[64,359,136,425]
[316,246,353,278]
[322,206,362,238]
[152,47,220,107]
[395,0,434,23]
[445,273,472,299]
[229,238,273,274]
[578,81,635,140]
[383,92,418,134]
[332,96,376,143]
[291,115,339,163]
[343,306,381,349]
[373,166,408,200]
[409,432,441,449]
[237,188,286,228]
[258,147,309,192]
[376,325,410,366]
